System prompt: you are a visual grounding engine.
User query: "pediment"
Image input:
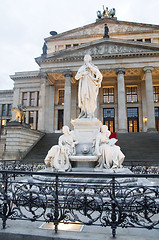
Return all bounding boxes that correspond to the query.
[46,18,159,41]
[44,38,159,61]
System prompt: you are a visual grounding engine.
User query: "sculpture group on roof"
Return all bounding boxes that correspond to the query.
[97,6,116,19]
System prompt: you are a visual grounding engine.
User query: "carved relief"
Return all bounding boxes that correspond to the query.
[64,42,153,59]
[64,22,154,38]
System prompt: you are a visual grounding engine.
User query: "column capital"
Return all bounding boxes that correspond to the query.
[143,66,154,73]
[63,70,72,78]
[116,69,125,75]
[39,72,48,78]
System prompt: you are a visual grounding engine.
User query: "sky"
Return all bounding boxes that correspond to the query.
[0,0,159,90]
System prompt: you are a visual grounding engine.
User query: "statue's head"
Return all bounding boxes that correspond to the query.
[62,125,70,135]
[84,54,92,64]
[101,125,108,133]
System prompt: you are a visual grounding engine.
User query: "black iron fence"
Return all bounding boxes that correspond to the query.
[1,159,159,174]
[0,170,159,237]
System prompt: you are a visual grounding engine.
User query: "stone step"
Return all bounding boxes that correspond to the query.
[23,132,159,166]
[23,133,61,163]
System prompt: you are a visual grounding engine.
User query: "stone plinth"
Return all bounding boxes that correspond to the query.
[2,122,44,160]
[71,118,102,143]
[70,118,102,168]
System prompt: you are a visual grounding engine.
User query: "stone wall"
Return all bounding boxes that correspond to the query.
[0,136,6,159]
[2,122,44,160]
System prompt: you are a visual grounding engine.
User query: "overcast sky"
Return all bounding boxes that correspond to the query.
[0,0,159,90]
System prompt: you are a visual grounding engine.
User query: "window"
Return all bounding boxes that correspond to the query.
[103,87,114,103]
[7,104,12,116]
[127,107,139,132]
[58,89,64,105]
[126,87,138,103]
[136,39,142,42]
[73,44,79,47]
[1,119,6,135]
[37,91,40,106]
[30,92,35,106]
[145,38,151,43]
[153,86,159,102]
[22,92,27,106]
[29,111,34,129]
[2,104,6,116]
[66,44,71,49]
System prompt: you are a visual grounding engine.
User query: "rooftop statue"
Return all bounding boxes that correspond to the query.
[42,42,47,55]
[75,55,103,118]
[12,104,26,123]
[97,6,116,19]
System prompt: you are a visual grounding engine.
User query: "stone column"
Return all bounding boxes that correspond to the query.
[12,88,20,121]
[25,111,29,124]
[38,73,47,131]
[116,69,127,132]
[63,71,72,128]
[33,111,37,130]
[143,67,155,131]
[47,85,55,132]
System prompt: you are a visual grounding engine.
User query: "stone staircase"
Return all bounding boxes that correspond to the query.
[117,132,159,166]
[23,132,159,166]
[23,133,61,163]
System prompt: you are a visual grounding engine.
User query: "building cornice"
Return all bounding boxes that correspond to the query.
[36,51,159,65]
[10,71,40,80]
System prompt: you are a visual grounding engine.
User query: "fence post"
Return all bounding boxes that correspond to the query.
[2,172,8,229]
[54,174,59,233]
[111,176,117,238]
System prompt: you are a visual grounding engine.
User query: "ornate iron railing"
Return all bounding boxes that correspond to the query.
[0,170,159,237]
[1,159,159,174]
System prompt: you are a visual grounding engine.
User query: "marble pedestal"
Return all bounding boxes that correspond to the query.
[70,118,102,169]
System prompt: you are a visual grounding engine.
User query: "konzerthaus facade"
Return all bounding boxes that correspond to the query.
[1,17,159,134]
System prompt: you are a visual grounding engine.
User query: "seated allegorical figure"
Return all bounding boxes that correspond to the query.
[44,126,78,171]
[94,125,125,170]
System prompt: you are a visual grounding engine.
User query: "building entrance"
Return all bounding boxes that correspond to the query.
[155,107,159,131]
[58,110,63,130]
[103,108,115,132]
[127,107,139,132]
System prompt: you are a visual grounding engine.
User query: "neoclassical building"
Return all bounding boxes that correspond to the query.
[1,17,159,134]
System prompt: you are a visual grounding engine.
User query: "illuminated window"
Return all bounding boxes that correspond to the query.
[58,89,64,105]
[103,87,114,103]
[153,86,159,102]
[22,92,27,106]
[1,119,6,135]
[126,87,138,103]
[29,111,34,129]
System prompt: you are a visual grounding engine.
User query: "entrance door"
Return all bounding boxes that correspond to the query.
[58,110,63,130]
[127,107,139,132]
[103,108,115,132]
[155,107,159,131]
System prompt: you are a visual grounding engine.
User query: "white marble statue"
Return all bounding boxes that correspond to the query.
[94,125,125,170]
[44,126,78,171]
[75,55,103,118]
